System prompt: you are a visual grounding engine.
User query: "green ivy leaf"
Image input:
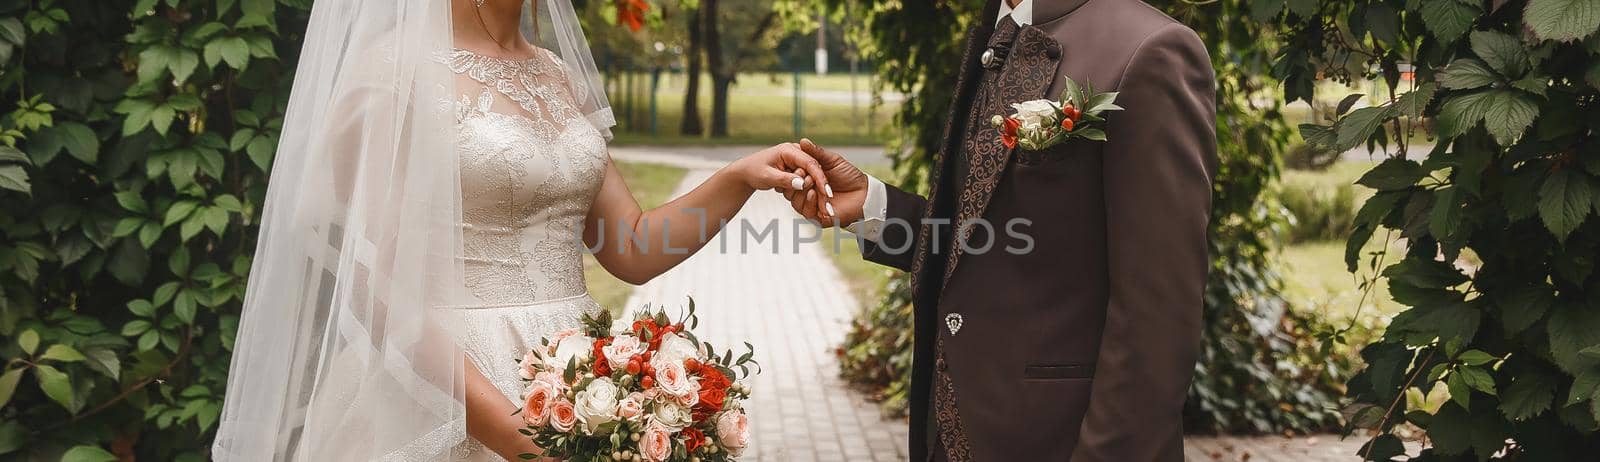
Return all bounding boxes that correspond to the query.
[165,200,199,227]
[1429,186,1464,242]
[0,368,22,408]
[39,344,85,362]
[1549,303,1600,374]
[1524,0,1600,42]
[1395,83,1439,119]
[1421,0,1481,44]
[1357,158,1426,190]
[56,122,99,164]
[174,290,197,324]
[82,348,120,381]
[217,36,250,70]
[1537,168,1594,241]
[1430,402,1473,454]
[60,445,117,462]
[1458,350,1498,366]
[1250,0,1284,21]
[170,49,200,84]
[1436,90,1539,146]
[16,330,38,355]
[1439,58,1500,90]
[1286,0,1316,17]
[0,17,24,46]
[33,364,74,411]
[0,165,31,194]
[1459,366,1497,395]
[1384,257,1469,288]
[1570,366,1600,406]
[1493,284,1553,334]
[1367,4,1402,45]
[1470,30,1529,76]
[1334,106,1397,152]
[1501,372,1556,420]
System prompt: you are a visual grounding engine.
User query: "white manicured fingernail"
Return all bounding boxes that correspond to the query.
[825,184,834,198]
[790,177,804,190]
[826,202,836,216]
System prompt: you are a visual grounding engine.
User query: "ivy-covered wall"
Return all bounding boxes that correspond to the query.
[1278,0,1600,459]
[0,0,309,460]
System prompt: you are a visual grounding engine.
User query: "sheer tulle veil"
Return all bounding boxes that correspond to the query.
[212,0,611,460]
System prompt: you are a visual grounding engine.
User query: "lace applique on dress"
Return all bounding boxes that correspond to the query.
[442,48,609,306]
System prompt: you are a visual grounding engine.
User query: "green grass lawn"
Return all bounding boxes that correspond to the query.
[1280,239,1406,323]
[606,72,896,147]
[584,160,689,312]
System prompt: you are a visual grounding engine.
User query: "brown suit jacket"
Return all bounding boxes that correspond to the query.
[861,1,1217,460]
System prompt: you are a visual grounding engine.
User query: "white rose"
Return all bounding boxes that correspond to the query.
[1010,99,1057,130]
[610,317,633,336]
[602,335,644,371]
[548,334,594,370]
[651,399,694,430]
[653,333,700,365]
[574,377,621,433]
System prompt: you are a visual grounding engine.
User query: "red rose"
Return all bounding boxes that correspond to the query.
[682,427,706,453]
[693,387,727,422]
[641,375,655,389]
[1060,117,1075,132]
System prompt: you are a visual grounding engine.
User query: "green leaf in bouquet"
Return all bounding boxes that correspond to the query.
[565,357,578,384]
[1084,92,1122,114]
[1073,128,1108,141]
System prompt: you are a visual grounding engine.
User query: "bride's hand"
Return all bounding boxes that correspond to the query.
[726,142,831,196]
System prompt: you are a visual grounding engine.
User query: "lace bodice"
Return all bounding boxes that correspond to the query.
[444,48,608,306]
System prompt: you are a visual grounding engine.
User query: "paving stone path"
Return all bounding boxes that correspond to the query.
[617,156,1379,461]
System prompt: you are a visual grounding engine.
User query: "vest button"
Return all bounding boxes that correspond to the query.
[981,48,996,67]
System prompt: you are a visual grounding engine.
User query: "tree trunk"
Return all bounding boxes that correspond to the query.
[679,9,704,136]
[702,0,730,137]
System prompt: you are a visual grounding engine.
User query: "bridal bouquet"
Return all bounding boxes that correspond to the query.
[992,76,1121,150]
[516,301,758,462]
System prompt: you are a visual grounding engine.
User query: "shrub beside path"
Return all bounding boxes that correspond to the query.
[617,155,1381,461]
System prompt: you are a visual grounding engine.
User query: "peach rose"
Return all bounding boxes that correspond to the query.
[716,411,750,456]
[522,380,557,427]
[639,422,672,462]
[617,392,646,420]
[602,335,644,370]
[652,358,699,402]
[548,398,578,433]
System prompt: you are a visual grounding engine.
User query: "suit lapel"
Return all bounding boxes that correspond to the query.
[908,24,989,298]
[942,26,1062,286]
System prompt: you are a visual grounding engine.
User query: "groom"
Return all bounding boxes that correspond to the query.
[788,0,1216,460]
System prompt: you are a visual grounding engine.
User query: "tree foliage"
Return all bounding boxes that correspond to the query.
[822,0,1352,434]
[0,0,310,459]
[1278,0,1600,458]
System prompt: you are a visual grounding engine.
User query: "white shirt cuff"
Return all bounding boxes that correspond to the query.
[844,175,889,243]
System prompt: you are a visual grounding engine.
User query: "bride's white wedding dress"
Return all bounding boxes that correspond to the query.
[441,47,608,461]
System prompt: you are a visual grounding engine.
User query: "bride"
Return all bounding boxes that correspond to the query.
[211,0,830,460]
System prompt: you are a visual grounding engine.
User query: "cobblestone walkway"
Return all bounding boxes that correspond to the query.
[622,166,1376,462]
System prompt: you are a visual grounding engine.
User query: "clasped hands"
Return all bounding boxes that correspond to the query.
[731,139,869,227]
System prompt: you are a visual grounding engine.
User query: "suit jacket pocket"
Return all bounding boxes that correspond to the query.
[1014,138,1094,167]
[1023,364,1095,380]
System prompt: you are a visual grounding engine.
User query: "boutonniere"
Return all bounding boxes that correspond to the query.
[991,77,1121,150]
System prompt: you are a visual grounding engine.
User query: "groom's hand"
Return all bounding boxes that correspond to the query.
[785,138,869,227]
